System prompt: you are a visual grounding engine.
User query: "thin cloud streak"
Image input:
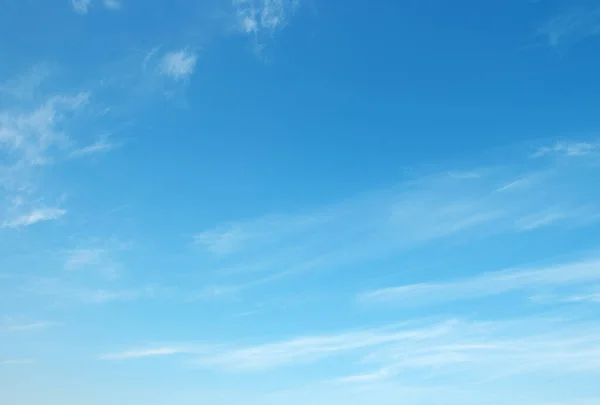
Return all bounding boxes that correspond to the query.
[2,208,66,228]
[360,257,600,305]
[69,140,115,158]
[99,316,600,384]
[192,147,600,295]
[100,347,191,360]
[100,320,458,369]
[1,359,36,365]
[4,321,57,332]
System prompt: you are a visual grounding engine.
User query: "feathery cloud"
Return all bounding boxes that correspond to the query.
[2,207,66,228]
[103,0,122,10]
[159,50,197,81]
[100,347,190,360]
[99,316,600,384]
[0,92,89,166]
[69,139,115,158]
[532,141,599,158]
[233,0,299,35]
[360,257,600,306]
[191,149,600,294]
[1,359,36,365]
[1,317,58,333]
[72,0,92,14]
[100,320,457,368]
[4,321,56,332]
[538,6,600,49]
[231,0,301,54]
[19,275,161,305]
[0,64,52,101]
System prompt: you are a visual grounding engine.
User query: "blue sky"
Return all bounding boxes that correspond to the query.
[1,0,600,404]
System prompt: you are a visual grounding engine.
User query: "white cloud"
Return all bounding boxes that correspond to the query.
[0,92,89,166]
[62,238,132,279]
[63,248,105,269]
[538,7,600,49]
[69,139,115,158]
[78,287,155,304]
[99,316,600,386]
[194,225,250,255]
[336,325,600,385]
[532,141,599,158]
[20,276,161,305]
[100,347,190,360]
[5,321,56,332]
[360,257,600,306]
[196,321,457,371]
[2,207,66,228]
[159,50,197,81]
[566,292,600,304]
[0,64,51,101]
[100,320,456,369]
[1,359,36,365]
[232,0,300,52]
[515,210,567,231]
[1,317,58,332]
[191,153,600,294]
[72,0,92,14]
[103,0,121,10]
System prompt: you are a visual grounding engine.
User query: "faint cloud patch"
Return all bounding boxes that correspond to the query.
[69,138,116,158]
[159,50,198,81]
[0,92,89,166]
[21,277,162,305]
[72,0,92,14]
[2,207,66,229]
[0,64,52,101]
[195,225,249,256]
[538,6,600,50]
[103,0,122,10]
[1,317,59,333]
[532,141,599,158]
[232,0,301,53]
[1,359,36,365]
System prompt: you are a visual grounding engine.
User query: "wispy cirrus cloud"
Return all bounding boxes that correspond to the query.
[71,0,92,15]
[69,139,116,158]
[1,359,36,365]
[0,92,89,166]
[99,316,600,388]
[159,50,197,81]
[1,317,58,333]
[15,272,162,305]
[103,0,122,10]
[0,66,121,237]
[99,346,201,360]
[231,0,301,53]
[71,0,122,14]
[61,237,133,280]
[0,64,52,101]
[538,5,600,49]
[565,290,600,304]
[360,256,600,306]
[233,0,299,35]
[532,141,600,158]
[99,320,457,368]
[2,207,66,229]
[335,318,600,386]
[191,142,600,295]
